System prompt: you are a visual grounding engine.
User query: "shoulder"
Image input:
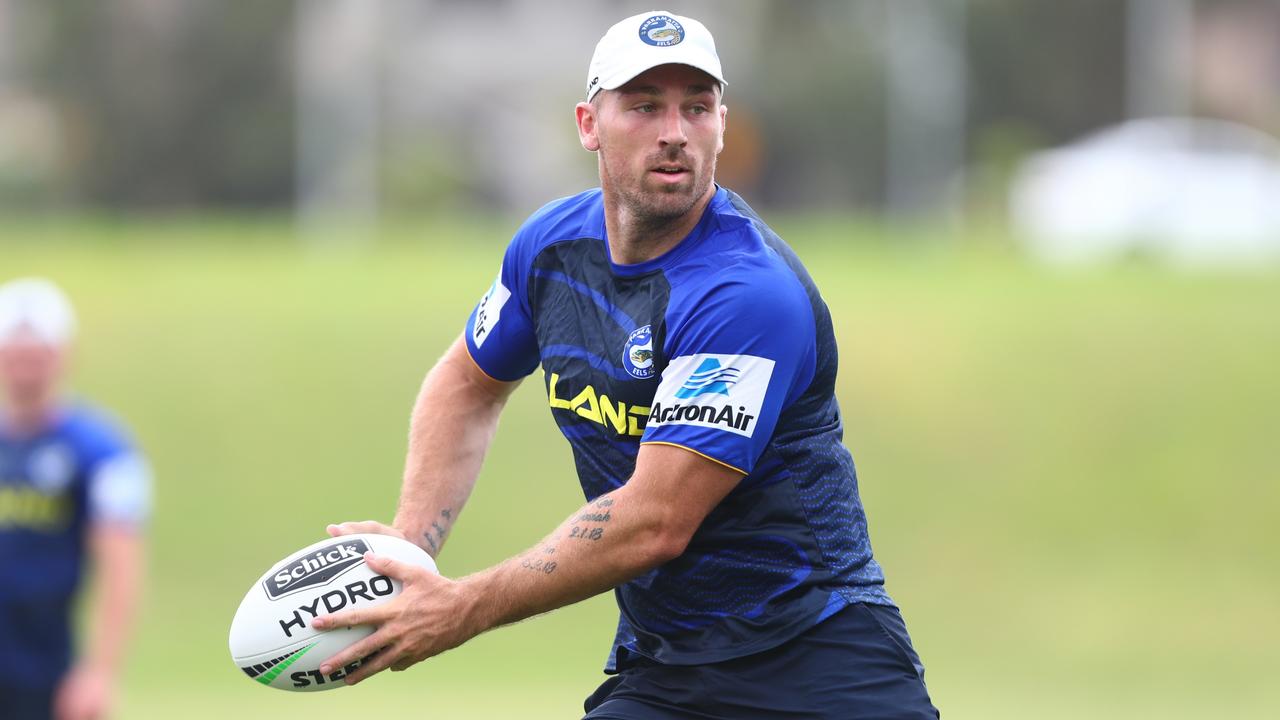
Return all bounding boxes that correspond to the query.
[683,266,812,343]
[707,189,812,282]
[508,189,604,258]
[663,258,813,359]
[660,191,816,348]
[57,403,137,462]
[677,203,811,323]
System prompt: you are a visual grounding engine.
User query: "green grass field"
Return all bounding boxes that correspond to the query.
[5,217,1278,718]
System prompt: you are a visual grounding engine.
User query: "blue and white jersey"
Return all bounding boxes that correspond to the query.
[0,404,151,689]
[466,187,892,668]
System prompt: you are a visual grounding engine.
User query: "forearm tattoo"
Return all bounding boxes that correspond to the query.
[521,548,558,575]
[423,507,453,554]
[520,495,617,575]
[569,494,613,540]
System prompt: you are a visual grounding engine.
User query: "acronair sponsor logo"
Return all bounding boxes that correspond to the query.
[674,358,739,398]
[648,401,755,432]
[471,269,511,348]
[622,324,656,380]
[639,15,684,47]
[264,539,371,600]
[648,354,774,438]
[548,373,650,436]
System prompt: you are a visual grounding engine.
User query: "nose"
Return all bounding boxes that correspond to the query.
[657,106,687,148]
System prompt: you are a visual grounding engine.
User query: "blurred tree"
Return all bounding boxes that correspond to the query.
[745,1,888,208]
[737,0,1130,212]
[0,0,1246,217]
[967,0,1127,144]
[28,0,294,209]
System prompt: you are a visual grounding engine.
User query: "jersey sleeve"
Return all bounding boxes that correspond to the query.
[79,414,153,527]
[640,272,817,474]
[88,452,153,526]
[464,234,540,381]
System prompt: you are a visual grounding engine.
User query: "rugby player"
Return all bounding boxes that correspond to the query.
[317,11,938,718]
[0,279,151,720]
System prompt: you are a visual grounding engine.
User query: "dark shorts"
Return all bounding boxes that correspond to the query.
[583,603,939,720]
[0,683,54,720]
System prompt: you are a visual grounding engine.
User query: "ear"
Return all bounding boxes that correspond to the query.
[576,101,601,152]
[716,104,728,155]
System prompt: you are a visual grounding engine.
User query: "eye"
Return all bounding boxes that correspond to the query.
[689,105,709,115]
[635,103,657,113]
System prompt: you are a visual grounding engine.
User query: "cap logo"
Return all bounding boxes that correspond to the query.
[639,15,684,47]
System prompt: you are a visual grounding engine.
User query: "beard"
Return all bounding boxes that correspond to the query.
[599,146,715,230]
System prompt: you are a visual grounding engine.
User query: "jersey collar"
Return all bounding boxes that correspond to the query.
[600,185,729,278]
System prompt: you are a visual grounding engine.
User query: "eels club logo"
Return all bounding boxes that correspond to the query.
[622,325,656,380]
[639,15,685,47]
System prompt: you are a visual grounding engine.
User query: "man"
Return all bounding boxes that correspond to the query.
[0,278,151,720]
[317,11,938,718]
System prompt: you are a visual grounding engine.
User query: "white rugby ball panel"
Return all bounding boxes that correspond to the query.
[235,631,371,691]
[229,533,437,692]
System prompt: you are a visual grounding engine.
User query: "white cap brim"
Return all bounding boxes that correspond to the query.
[587,11,726,101]
[0,278,77,346]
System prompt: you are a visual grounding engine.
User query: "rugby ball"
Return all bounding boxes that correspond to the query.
[228,533,437,691]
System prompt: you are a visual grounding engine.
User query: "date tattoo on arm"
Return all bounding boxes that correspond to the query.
[520,494,618,575]
[569,495,613,541]
[423,507,454,554]
[522,551,558,575]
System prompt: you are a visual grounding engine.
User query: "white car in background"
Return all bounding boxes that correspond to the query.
[1010,117,1280,268]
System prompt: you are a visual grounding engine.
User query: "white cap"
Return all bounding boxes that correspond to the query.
[0,278,77,346]
[586,11,726,102]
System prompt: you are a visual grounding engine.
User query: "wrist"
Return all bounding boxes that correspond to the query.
[387,521,425,550]
[85,654,115,671]
[453,571,501,638]
[394,506,456,558]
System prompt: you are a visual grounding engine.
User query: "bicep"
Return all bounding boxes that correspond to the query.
[626,442,744,540]
[89,522,145,558]
[643,277,815,475]
[435,333,523,406]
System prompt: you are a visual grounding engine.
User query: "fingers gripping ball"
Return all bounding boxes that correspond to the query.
[228,533,437,691]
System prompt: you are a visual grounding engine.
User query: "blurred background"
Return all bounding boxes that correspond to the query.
[3,0,1278,718]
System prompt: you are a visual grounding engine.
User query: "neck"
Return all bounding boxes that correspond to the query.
[1,397,57,436]
[603,185,716,266]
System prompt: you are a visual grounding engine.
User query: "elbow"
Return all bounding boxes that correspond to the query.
[640,524,692,569]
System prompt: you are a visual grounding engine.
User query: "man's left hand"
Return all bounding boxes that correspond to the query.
[311,551,476,685]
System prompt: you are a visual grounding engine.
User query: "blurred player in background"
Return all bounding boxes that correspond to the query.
[0,279,151,720]
[317,10,938,718]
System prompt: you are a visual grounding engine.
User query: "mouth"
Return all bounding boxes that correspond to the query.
[650,164,690,181]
